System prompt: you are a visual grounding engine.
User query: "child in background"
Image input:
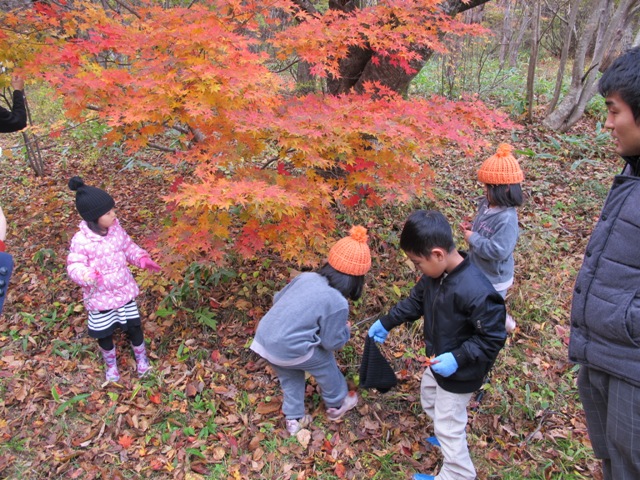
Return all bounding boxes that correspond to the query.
[0,204,13,315]
[67,176,161,382]
[368,210,506,480]
[250,226,371,436]
[460,144,524,333]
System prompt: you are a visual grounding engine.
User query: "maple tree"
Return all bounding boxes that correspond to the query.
[2,0,511,269]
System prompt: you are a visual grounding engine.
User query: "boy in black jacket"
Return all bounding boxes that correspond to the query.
[369,210,506,480]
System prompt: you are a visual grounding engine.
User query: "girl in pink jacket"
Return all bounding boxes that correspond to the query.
[67,176,160,382]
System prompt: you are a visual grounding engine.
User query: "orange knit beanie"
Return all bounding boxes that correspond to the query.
[328,226,371,276]
[477,144,524,185]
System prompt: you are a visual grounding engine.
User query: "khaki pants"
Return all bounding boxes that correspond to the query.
[420,368,476,480]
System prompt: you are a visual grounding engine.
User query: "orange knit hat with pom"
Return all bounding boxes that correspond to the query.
[477,144,524,185]
[328,226,371,276]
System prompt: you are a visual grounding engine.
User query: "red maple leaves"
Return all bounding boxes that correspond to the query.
[8,0,513,268]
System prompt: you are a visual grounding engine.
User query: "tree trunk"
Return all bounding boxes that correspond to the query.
[321,0,493,95]
[526,0,541,123]
[507,1,532,67]
[542,0,640,132]
[547,0,581,114]
[498,0,513,68]
[296,61,315,95]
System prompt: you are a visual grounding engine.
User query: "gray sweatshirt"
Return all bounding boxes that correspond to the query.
[468,198,519,289]
[250,272,350,366]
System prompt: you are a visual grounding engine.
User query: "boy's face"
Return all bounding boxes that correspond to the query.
[604,92,640,157]
[406,250,447,279]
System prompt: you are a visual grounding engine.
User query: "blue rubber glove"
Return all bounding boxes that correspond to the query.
[430,352,458,377]
[368,319,389,343]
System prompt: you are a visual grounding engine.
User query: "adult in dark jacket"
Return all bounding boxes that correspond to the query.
[569,46,640,480]
[0,75,26,314]
[369,210,506,480]
[0,76,27,133]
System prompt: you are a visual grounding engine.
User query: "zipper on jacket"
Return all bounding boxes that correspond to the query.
[429,274,446,353]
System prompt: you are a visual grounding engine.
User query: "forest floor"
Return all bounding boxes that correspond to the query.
[0,110,614,479]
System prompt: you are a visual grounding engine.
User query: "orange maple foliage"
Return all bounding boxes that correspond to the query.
[118,434,134,449]
[2,0,513,270]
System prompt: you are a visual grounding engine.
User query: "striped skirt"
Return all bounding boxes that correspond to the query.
[87,300,141,339]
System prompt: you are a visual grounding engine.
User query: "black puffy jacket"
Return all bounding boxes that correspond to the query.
[380,254,506,394]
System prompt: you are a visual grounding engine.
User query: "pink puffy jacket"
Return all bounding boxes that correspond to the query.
[67,219,148,312]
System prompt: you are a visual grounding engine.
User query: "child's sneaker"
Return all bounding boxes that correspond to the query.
[505,314,517,333]
[326,391,358,421]
[285,414,312,435]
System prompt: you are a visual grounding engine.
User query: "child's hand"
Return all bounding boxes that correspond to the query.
[368,320,389,343]
[140,257,161,272]
[84,270,103,287]
[430,352,458,377]
[11,76,25,91]
[459,222,473,243]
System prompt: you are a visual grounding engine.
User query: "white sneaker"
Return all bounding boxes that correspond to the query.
[326,391,358,421]
[505,314,516,333]
[286,414,312,435]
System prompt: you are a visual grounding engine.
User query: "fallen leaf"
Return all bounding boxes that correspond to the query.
[186,383,198,397]
[296,429,311,448]
[255,402,280,415]
[118,435,134,449]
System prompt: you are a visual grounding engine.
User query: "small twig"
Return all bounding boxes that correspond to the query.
[169,369,193,387]
[520,409,556,446]
[353,315,377,327]
[272,59,300,74]
[147,142,179,154]
[108,0,141,19]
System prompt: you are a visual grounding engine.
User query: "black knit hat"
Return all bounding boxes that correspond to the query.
[68,176,115,222]
[359,335,397,393]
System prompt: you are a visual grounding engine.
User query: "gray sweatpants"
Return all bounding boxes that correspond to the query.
[271,347,348,420]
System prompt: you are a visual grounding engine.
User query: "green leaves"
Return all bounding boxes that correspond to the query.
[54,393,90,416]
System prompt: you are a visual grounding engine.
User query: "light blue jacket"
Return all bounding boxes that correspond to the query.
[250,272,350,366]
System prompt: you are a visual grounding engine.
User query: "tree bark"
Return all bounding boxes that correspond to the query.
[320,0,493,95]
[542,0,640,132]
[498,0,513,68]
[507,1,532,67]
[526,0,541,123]
[546,0,581,114]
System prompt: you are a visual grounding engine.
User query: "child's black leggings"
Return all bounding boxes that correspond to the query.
[97,325,144,350]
